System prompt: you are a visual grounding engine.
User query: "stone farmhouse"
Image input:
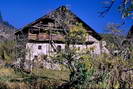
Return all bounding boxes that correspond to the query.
[15,6,109,61]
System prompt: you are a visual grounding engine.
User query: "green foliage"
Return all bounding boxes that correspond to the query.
[80,55,94,69]
[88,56,133,89]
[53,48,92,89]
[0,40,16,62]
[52,22,131,89]
[65,23,88,44]
[52,23,91,89]
[69,63,89,89]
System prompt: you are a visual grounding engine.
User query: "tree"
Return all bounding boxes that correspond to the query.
[100,0,133,19]
[102,23,132,60]
[53,23,91,89]
[99,0,133,60]
[0,11,3,22]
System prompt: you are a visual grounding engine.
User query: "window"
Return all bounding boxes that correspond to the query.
[33,55,38,60]
[38,45,42,50]
[57,45,62,52]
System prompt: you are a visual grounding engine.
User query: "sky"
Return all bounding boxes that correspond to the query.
[0,0,132,33]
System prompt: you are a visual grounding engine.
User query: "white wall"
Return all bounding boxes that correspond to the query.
[26,43,66,60]
[25,36,109,60]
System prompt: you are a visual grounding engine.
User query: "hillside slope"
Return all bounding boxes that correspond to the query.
[0,12,17,42]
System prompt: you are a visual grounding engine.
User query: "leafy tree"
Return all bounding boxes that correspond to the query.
[53,23,92,89]
[65,23,88,44]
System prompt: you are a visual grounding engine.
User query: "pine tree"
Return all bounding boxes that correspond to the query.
[0,11,3,22]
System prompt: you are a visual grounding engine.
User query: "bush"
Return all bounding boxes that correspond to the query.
[0,40,16,63]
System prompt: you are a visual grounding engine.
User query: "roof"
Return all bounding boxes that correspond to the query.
[16,6,102,40]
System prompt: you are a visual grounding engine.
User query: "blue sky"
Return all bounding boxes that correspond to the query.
[0,0,132,33]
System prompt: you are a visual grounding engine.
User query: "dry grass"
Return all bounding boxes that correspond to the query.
[0,67,19,82]
[32,68,69,81]
[0,56,132,89]
[0,66,69,89]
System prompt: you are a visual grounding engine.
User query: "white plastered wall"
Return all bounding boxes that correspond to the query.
[25,35,109,60]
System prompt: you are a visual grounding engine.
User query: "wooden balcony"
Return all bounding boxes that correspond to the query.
[28,33,64,41]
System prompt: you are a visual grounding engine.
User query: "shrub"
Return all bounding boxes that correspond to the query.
[0,40,16,63]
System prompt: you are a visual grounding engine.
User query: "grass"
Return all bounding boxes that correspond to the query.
[0,55,132,89]
[0,66,19,81]
[32,68,69,81]
[0,66,69,89]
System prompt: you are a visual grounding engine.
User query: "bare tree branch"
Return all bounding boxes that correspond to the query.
[99,0,115,17]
